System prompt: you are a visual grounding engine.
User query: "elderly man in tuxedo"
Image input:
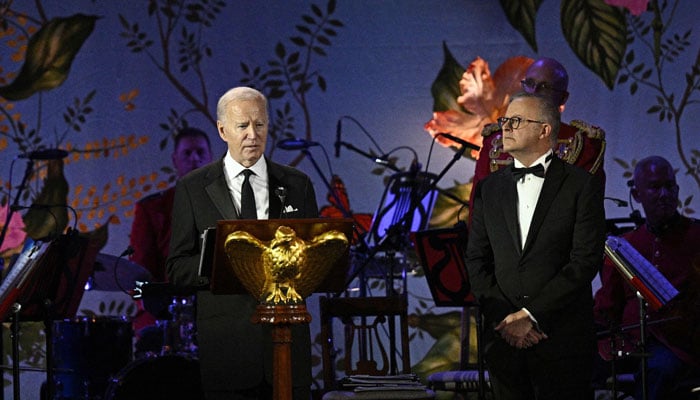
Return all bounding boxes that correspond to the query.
[167,86,318,400]
[466,91,606,399]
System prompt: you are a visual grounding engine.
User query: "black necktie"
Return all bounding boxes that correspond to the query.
[240,169,257,219]
[511,163,545,181]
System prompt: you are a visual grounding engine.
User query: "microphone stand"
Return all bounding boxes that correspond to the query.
[337,141,469,207]
[340,140,471,293]
[335,146,468,375]
[300,148,369,250]
[637,292,649,400]
[336,141,401,173]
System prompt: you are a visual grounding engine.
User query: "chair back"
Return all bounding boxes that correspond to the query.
[320,295,411,391]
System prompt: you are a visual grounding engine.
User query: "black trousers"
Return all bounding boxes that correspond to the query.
[487,339,594,400]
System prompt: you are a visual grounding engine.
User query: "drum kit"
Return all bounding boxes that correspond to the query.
[48,254,202,400]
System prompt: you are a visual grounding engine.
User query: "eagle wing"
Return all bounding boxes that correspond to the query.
[294,230,349,298]
[224,230,268,300]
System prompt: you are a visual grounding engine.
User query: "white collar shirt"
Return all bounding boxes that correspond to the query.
[223,153,269,219]
[514,150,552,249]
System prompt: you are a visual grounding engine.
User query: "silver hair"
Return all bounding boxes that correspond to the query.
[510,91,561,144]
[216,86,268,123]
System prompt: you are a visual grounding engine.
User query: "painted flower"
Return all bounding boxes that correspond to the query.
[0,203,27,254]
[424,53,533,158]
[604,0,649,16]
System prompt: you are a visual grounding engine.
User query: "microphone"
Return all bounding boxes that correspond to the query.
[374,155,391,166]
[438,133,481,152]
[604,197,629,207]
[120,245,135,257]
[335,120,342,158]
[275,186,287,218]
[277,138,320,151]
[18,149,69,160]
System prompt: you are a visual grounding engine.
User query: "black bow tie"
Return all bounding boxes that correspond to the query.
[512,164,545,181]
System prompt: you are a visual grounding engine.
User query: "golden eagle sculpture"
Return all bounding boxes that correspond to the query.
[224,226,349,304]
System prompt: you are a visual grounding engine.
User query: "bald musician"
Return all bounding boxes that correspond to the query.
[594,156,700,399]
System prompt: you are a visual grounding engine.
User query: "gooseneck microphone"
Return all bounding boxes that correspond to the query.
[335,120,342,158]
[17,149,69,160]
[120,245,135,257]
[604,197,629,207]
[276,138,320,150]
[438,133,481,152]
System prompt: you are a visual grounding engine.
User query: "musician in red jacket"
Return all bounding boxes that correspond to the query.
[594,156,700,399]
[468,58,606,214]
[129,127,212,346]
[130,127,213,281]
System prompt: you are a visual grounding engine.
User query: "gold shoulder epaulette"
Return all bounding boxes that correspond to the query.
[570,119,606,140]
[481,123,500,137]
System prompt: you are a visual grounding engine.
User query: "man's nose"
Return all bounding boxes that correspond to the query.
[245,126,258,138]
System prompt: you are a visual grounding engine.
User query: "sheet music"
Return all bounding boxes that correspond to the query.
[0,239,50,312]
[605,235,679,310]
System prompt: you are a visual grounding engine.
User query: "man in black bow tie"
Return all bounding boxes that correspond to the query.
[466,92,606,399]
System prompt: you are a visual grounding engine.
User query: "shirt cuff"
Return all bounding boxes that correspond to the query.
[521,307,542,331]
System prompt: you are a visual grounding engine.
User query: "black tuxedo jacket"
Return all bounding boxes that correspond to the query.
[166,157,318,392]
[466,156,605,361]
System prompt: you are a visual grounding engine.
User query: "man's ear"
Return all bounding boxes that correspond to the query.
[540,123,552,141]
[216,121,226,139]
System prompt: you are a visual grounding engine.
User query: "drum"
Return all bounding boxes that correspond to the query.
[165,295,197,355]
[52,316,133,399]
[104,355,203,400]
[134,295,198,358]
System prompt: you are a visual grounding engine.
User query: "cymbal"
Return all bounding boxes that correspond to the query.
[90,253,152,292]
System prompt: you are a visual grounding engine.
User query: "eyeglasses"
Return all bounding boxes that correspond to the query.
[497,116,545,130]
[521,78,566,94]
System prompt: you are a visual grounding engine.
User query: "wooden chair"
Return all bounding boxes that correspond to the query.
[319,295,435,400]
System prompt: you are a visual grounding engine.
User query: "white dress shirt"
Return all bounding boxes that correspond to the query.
[223,153,269,219]
[514,150,552,249]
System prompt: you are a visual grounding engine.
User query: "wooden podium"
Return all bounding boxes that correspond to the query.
[209,218,353,400]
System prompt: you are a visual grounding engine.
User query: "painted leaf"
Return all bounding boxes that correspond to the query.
[430,41,465,113]
[23,160,70,240]
[561,0,627,89]
[0,14,98,101]
[499,0,542,52]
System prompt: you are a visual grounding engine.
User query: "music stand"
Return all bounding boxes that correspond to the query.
[0,232,99,400]
[410,223,473,306]
[604,235,680,400]
[205,218,353,400]
[411,223,488,400]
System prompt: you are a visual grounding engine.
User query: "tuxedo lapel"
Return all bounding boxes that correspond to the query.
[522,157,566,253]
[204,160,238,219]
[267,159,285,219]
[499,167,522,254]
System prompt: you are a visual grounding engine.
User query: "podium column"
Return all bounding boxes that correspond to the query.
[253,304,312,400]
